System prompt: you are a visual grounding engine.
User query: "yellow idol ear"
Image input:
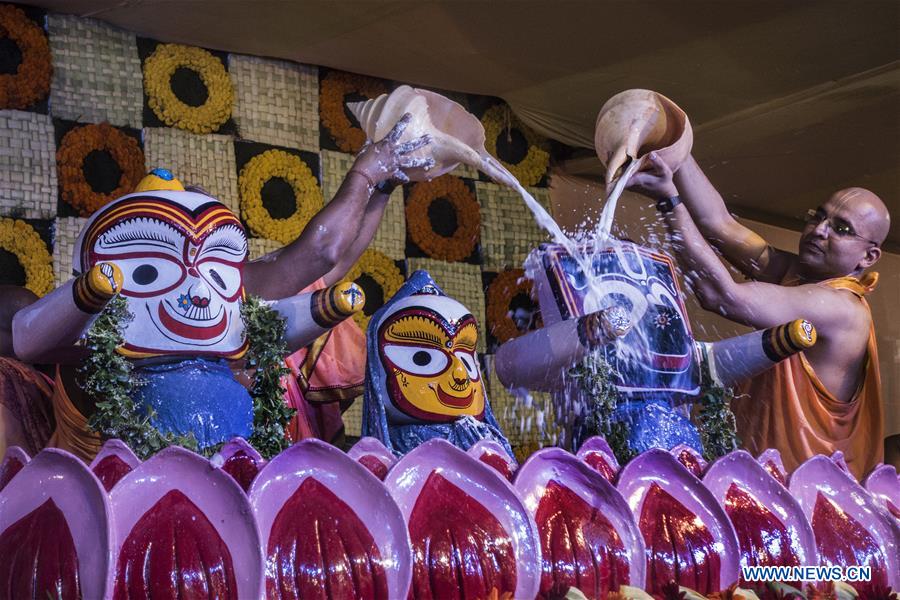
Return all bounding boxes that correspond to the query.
[134,168,185,192]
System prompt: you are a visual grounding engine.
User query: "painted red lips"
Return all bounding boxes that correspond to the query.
[157,302,227,340]
[436,385,473,409]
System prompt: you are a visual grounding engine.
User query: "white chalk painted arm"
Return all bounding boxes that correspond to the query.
[13,263,123,364]
[270,282,365,352]
[495,306,631,392]
[700,319,817,389]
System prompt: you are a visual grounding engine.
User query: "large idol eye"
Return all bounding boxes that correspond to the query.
[112,257,184,295]
[197,262,242,299]
[454,350,481,381]
[382,344,449,376]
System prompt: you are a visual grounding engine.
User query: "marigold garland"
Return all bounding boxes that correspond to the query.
[0,4,51,110]
[406,175,480,262]
[481,104,550,187]
[239,149,322,244]
[143,43,233,134]
[486,268,538,343]
[344,249,404,330]
[0,218,54,296]
[319,71,387,153]
[56,123,145,216]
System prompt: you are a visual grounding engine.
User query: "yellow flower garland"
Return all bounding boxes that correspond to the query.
[405,175,480,263]
[143,43,233,134]
[0,218,53,296]
[319,71,387,153]
[486,268,537,343]
[239,149,322,244]
[344,249,404,330]
[0,4,51,110]
[481,104,550,187]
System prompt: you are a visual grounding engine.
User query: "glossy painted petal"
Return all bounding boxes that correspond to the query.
[0,446,29,492]
[864,464,900,520]
[756,449,788,487]
[348,436,397,481]
[467,439,517,481]
[385,438,541,600]
[109,446,263,599]
[790,455,900,593]
[89,439,141,492]
[617,449,740,595]
[0,448,113,600]
[250,438,411,600]
[576,436,620,482]
[515,447,645,598]
[703,450,817,577]
[670,443,707,477]
[214,437,265,492]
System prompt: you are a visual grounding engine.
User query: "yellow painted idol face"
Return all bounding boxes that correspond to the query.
[377,297,485,424]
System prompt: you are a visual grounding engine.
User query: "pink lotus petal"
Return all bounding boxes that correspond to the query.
[348,436,397,481]
[703,450,818,577]
[214,437,266,492]
[864,464,900,520]
[0,448,113,600]
[617,448,740,595]
[89,439,141,492]
[250,438,411,599]
[385,438,541,600]
[576,436,620,482]
[671,443,707,477]
[109,445,263,599]
[515,447,645,597]
[467,439,517,481]
[757,448,789,487]
[790,455,900,593]
[0,446,29,492]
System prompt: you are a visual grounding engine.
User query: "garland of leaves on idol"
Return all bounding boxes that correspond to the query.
[565,350,738,463]
[82,295,293,460]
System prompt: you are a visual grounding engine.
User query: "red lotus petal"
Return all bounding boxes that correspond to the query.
[479,450,514,481]
[265,476,388,599]
[93,454,134,492]
[358,455,389,480]
[114,489,237,599]
[582,451,618,483]
[0,453,26,492]
[725,484,801,572]
[408,471,517,599]
[222,450,260,492]
[0,498,81,600]
[811,492,888,595]
[639,482,720,595]
[535,479,630,599]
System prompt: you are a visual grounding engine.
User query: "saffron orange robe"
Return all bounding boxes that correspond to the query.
[283,278,366,445]
[47,366,101,462]
[733,273,883,480]
[0,357,54,455]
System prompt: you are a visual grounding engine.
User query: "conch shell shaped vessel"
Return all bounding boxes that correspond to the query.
[595,88,693,187]
[348,85,519,188]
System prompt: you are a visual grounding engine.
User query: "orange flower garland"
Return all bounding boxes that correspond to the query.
[486,268,538,343]
[319,71,387,153]
[0,4,51,109]
[405,175,480,263]
[57,123,145,216]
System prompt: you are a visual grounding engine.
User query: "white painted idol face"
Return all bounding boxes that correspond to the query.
[74,189,248,359]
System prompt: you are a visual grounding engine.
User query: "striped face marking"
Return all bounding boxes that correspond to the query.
[80,193,249,358]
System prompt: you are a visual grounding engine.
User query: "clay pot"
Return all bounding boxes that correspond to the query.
[348,85,518,187]
[594,89,693,185]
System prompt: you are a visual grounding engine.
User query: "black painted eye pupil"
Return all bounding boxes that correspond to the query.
[413,351,431,366]
[132,264,158,285]
[209,268,227,289]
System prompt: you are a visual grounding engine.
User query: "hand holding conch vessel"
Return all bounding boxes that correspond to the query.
[348,85,519,188]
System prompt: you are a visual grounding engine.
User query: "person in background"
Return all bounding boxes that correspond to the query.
[628,152,892,478]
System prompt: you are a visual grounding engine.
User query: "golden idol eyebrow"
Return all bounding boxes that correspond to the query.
[455,322,478,349]
[386,315,449,347]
